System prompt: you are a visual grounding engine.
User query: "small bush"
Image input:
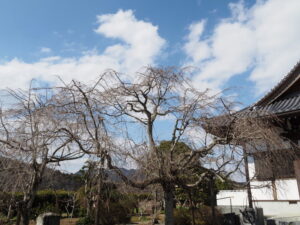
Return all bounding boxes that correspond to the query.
[0,190,80,219]
[195,205,222,225]
[174,206,222,225]
[77,207,86,218]
[76,217,94,225]
[97,202,131,225]
[174,208,192,225]
[31,203,60,218]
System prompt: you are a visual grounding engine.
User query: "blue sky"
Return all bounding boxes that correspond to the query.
[1,0,299,107]
[0,0,300,173]
[0,0,248,60]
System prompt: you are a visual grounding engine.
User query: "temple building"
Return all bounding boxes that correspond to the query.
[217,62,300,221]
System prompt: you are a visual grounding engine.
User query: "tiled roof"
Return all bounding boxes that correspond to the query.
[250,94,300,116]
[206,61,300,132]
[254,61,300,107]
[239,61,300,116]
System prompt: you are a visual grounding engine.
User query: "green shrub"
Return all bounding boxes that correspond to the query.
[174,206,222,225]
[0,190,80,219]
[174,208,192,225]
[30,190,78,218]
[77,201,131,225]
[31,202,61,218]
[96,202,131,225]
[77,207,87,218]
[76,216,94,225]
[195,205,222,225]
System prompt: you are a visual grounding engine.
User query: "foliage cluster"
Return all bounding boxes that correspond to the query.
[174,206,223,225]
[1,186,140,225]
[175,177,234,206]
[0,190,79,219]
[76,182,139,225]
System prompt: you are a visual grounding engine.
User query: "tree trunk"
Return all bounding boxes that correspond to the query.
[209,177,216,225]
[95,168,103,225]
[7,204,13,219]
[163,186,175,225]
[188,192,195,225]
[15,203,21,225]
[243,149,253,208]
[191,206,195,225]
[21,209,30,225]
[95,194,101,225]
[86,197,92,217]
[20,166,44,225]
[85,179,92,217]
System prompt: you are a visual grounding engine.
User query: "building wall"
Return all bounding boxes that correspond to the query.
[248,156,300,200]
[247,179,300,200]
[217,190,249,206]
[217,191,300,218]
[217,156,300,218]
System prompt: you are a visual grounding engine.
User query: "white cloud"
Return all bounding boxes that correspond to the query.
[184,21,211,63]
[0,10,166,90]
[58,156,89,173]
[95,9,166,78]
[184,0,300,95]
[40,47,52,53]
[40,56,61,62]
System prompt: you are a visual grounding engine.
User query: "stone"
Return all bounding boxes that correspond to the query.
[36,212,60,225]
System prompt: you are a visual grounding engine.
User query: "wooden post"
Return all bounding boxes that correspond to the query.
[243,149,253,208]
[271,179,278,200]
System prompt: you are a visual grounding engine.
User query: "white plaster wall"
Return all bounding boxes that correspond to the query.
[217,190,300,218]
[217,156,300,219]
[276,179,300,200]
[248,158,300,200]
[255,201,300,217]
[250,181,274,200]
[218,181,299,204]
[217,190,248,206]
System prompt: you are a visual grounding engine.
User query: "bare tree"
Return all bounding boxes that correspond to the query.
[95,67,226,224]
[52,80,113,225]
[51,67,286,225]
[0,87,83,225]
[96,67,286,225]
